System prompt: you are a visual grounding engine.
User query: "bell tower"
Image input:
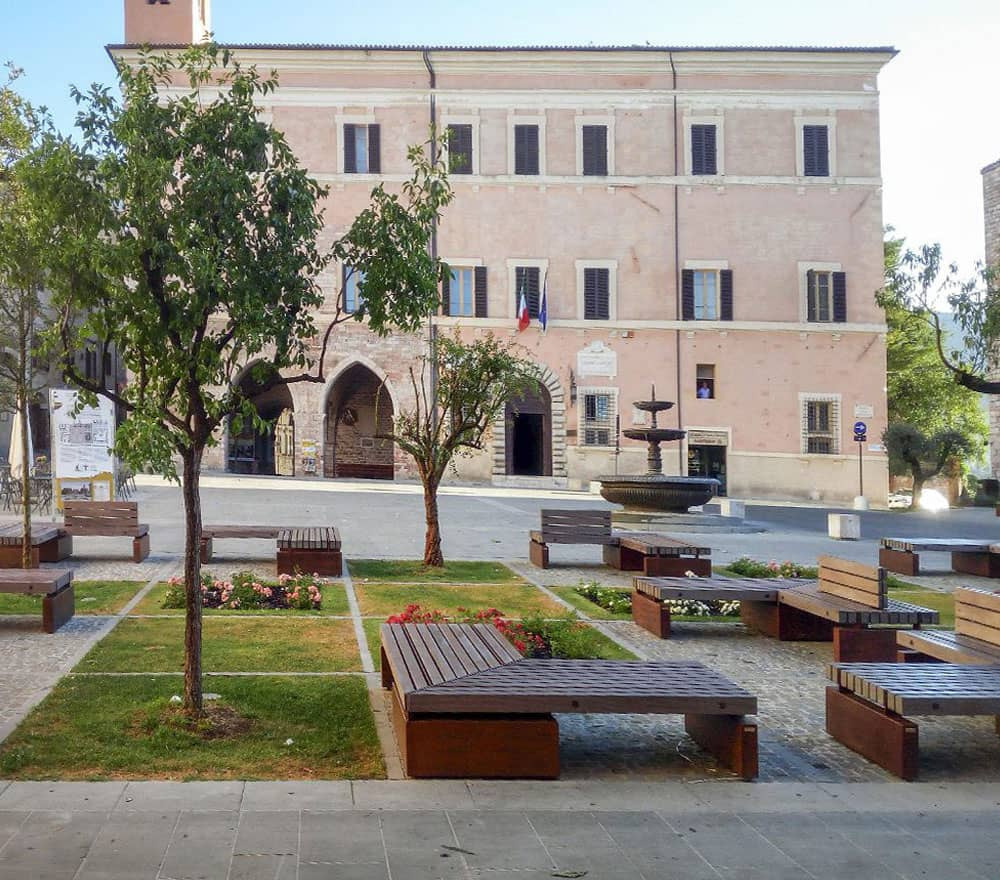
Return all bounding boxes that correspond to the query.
[124,0,211,45]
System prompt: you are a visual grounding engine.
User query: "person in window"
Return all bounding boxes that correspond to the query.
[697,381,712,399]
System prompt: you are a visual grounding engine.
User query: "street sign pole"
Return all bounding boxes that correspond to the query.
[853,421,867,502]
[858,440,863,498]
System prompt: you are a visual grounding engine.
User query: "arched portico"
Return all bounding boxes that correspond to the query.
[226,362,294,476]
[323,358,395,479]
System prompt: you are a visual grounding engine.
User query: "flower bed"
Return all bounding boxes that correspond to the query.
[575,584,632,615]
[573,583,740,619]
[163,571,324,611]
[725,557,818,579]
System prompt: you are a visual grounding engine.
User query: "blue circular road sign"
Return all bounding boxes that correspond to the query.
[853,421,867,436]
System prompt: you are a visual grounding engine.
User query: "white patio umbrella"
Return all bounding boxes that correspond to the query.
[8,406,33,480]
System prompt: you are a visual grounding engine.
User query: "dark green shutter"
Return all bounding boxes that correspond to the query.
[832,272,847,322]
[584,268,610,320]
[474,266,488,317]
[681,270,695,320]
[516,267,540,318]
[343,123,356,173]
[691,124,717,175]
[720,270,733,321]
[582,125,608,176]
[806,270,817,321]
[367,124,380,174]
[442,269,451,316]
[803,125,829,176]
[447,124,473,174]
[515,124,539,175]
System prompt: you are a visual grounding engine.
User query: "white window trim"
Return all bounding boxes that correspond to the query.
[575,259,618,322]
[444,265,478,318]
[797,261,843,323]
[335,113,377,175]
[441,257,483,268]
[684,260,730,321]
[575,114,615,176]
[442,114,481,176]
[799,392,842,455]
[507,113,547,176]
[579,386,619,448]
[684,113,725,177]
[506,258,549,318]
[795,114,837,178]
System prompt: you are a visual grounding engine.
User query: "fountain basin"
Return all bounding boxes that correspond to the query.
[598,474,720,513]
[622,428,686,443]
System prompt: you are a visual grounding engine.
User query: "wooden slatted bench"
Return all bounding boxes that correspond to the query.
[529,509,618,568]
[277,527,342,576]
[0,569,74,632]
[605,533,711,577]
[879,537,1000,578]
[826,661,1000,780]
[897,587,1000,665]
[62,501,150,562]
[381,621,759,780]
[0,523,72,568]
[200,525,287,563]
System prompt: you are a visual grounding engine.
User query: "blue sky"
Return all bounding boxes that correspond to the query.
[4,0,999,277]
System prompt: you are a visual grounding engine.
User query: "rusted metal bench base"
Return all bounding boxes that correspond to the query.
[277,548,343,577]
[0,531,72,569]
[604,545,710,576]
[951,551,1000,578]
[832,626,899,663]
[825,686,919,780]
[632,589,671,638]
[879,547,919,576]
[684,713,758,781]
[42,583,75,633]
[529,539,549,569]
[739,600,835,642]
[0,569,75,633]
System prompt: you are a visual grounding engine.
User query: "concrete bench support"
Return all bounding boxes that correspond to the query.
[828,513,860,540]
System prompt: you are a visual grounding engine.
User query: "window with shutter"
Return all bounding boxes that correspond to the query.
[583,268,610,320]
[580,388,617,446]
[367,124,381,174]
[447,268,475,317]
[344,123,379,174]
[832,272,847,322]
[807,270,833,322]
[803,125,829,177]
[691,124,717,175]
[515,267,541,319]
[447,124,473,174]
[343,265,365,313]
[514,124,539,175]
[681,270,695,320]
[581,125,608,176]
[474,266,488,318]
[802,395,839,454]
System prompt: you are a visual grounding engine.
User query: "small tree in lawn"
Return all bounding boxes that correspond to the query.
[22,45,452,714]
[381,332,539,567]
[883,423,980,508]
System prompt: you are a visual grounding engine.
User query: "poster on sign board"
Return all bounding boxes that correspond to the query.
[49,388,115,508]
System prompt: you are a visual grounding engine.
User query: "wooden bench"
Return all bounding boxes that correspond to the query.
[201,525,342,576]
[897,587,1000,665]
[879,537,1000,578]
[381,621,759,780]
[62,501,150,562]
[0,524,72,568]
[529,509,711,575]
[0,569,74,632]
[826,661,1000,780]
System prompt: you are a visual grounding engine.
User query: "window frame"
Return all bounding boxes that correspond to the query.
[798,261,843,323]
[579,387,618,448]
[575,259,617,322]
[507,258,548,320]
[685,115,725,177]
[800,392,841,455]
[795,116,837,178]
[575,115,615,176]
[336,114,378,175]
[441,115,481,176]
[342,265,366,314]
[695,364,716,400]
[508,114,546,176]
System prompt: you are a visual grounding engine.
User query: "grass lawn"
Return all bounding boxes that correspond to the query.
[356,582,563,618]
[548,585,631,620]
[0,675,383,780]
[349,559,522,584]
[132,581,350,616]
[76,617,363,673]
[0,580,145,616]
[363,618,385,671]
[891,588,955,628]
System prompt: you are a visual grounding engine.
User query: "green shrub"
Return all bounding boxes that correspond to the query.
[727,557,817,579]
[575,583,632,614]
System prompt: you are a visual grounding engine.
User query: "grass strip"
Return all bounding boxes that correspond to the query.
[0,580,145,616]
[349,559,522,583]
[355,582,564,618]
[0,674,383,780]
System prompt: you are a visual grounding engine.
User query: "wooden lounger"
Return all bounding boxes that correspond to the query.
[0,569,74,632]
[200,525,342,576]
[898,587,1000,665]
[63,501,149,562]
[879,537,1000,578]
[0,524,72,568]
[381,622,758,780]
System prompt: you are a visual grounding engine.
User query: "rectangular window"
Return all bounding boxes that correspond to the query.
[581,389,617,447]
[84,348,97,382]
[343,266,365,313]
[343,123,380,174]
[806,401,834,453]
[515,266,541,319]
[803,124,830,177]
[514,124,540,175]
[691,124,717,175]
[693,270,719,320]
[581,125,608,176]
[582,267,610,320]
[447,124,473,175]
[807,270,831,322]
[696,364,715,399]
[448,268,475,317]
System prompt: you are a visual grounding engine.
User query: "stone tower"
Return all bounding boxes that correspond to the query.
[124,0,211,45]
[983,158,1000,475]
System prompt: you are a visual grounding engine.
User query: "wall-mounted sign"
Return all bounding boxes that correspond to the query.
[577,341,617,378]
[686,430,728,447]
[853,403,874,419]
[300,438,318,474]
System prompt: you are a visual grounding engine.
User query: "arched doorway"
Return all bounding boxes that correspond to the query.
[505,386,552,477]
[227,365,294,476]
[324,363,394,479]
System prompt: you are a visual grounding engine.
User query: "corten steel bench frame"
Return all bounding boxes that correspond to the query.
[381,622,758,780]
[201,525,342,576]
[826,661,1000,780]
[879,537,1000,578]
[62,501,150,562]
[0,569,74,632]
[0,523,72,568]
[897,586,1000,666]
[529,509,711,575]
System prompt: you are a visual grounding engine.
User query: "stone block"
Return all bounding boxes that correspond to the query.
[719,499,745,518]
[828,513,860,540]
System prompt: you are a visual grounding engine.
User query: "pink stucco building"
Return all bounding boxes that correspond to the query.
[114,0,895,503]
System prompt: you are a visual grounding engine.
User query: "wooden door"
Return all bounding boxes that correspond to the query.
[275,409,295,477]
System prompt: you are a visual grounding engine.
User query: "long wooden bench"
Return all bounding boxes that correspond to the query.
[381,621,759,780]
[0,523,72,568]
[62,501,150,562]
[529,509,710,575]
[879,537,1000,578]
[826,661,1000,780]
[0,569,74,632]
[897,587,1000,665]
[201,524,342,576]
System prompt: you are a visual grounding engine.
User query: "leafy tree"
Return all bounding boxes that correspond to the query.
[23,45,451,714]
[883,423,979,505]
[379,332,538,566]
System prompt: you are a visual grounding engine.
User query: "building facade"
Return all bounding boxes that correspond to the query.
[115,0,894,503]
[983,158,1000,477]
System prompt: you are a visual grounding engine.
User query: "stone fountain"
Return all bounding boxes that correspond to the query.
[599,385,720,514]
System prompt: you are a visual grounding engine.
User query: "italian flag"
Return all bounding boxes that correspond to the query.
[516,289,530,332]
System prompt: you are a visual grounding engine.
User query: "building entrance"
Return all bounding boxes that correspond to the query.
[505,388,551,477]
[688,444,727,496]
[227,366,293,476]
[324,364,394,479]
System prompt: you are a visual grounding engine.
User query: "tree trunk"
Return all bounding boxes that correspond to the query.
[181,445,205,715]
[422,477,444,567]
[910,470,925,511]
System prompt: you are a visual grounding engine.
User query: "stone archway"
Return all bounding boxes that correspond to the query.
[493,364,567,481]
[324,362,394,479]
[227,362,294,476]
